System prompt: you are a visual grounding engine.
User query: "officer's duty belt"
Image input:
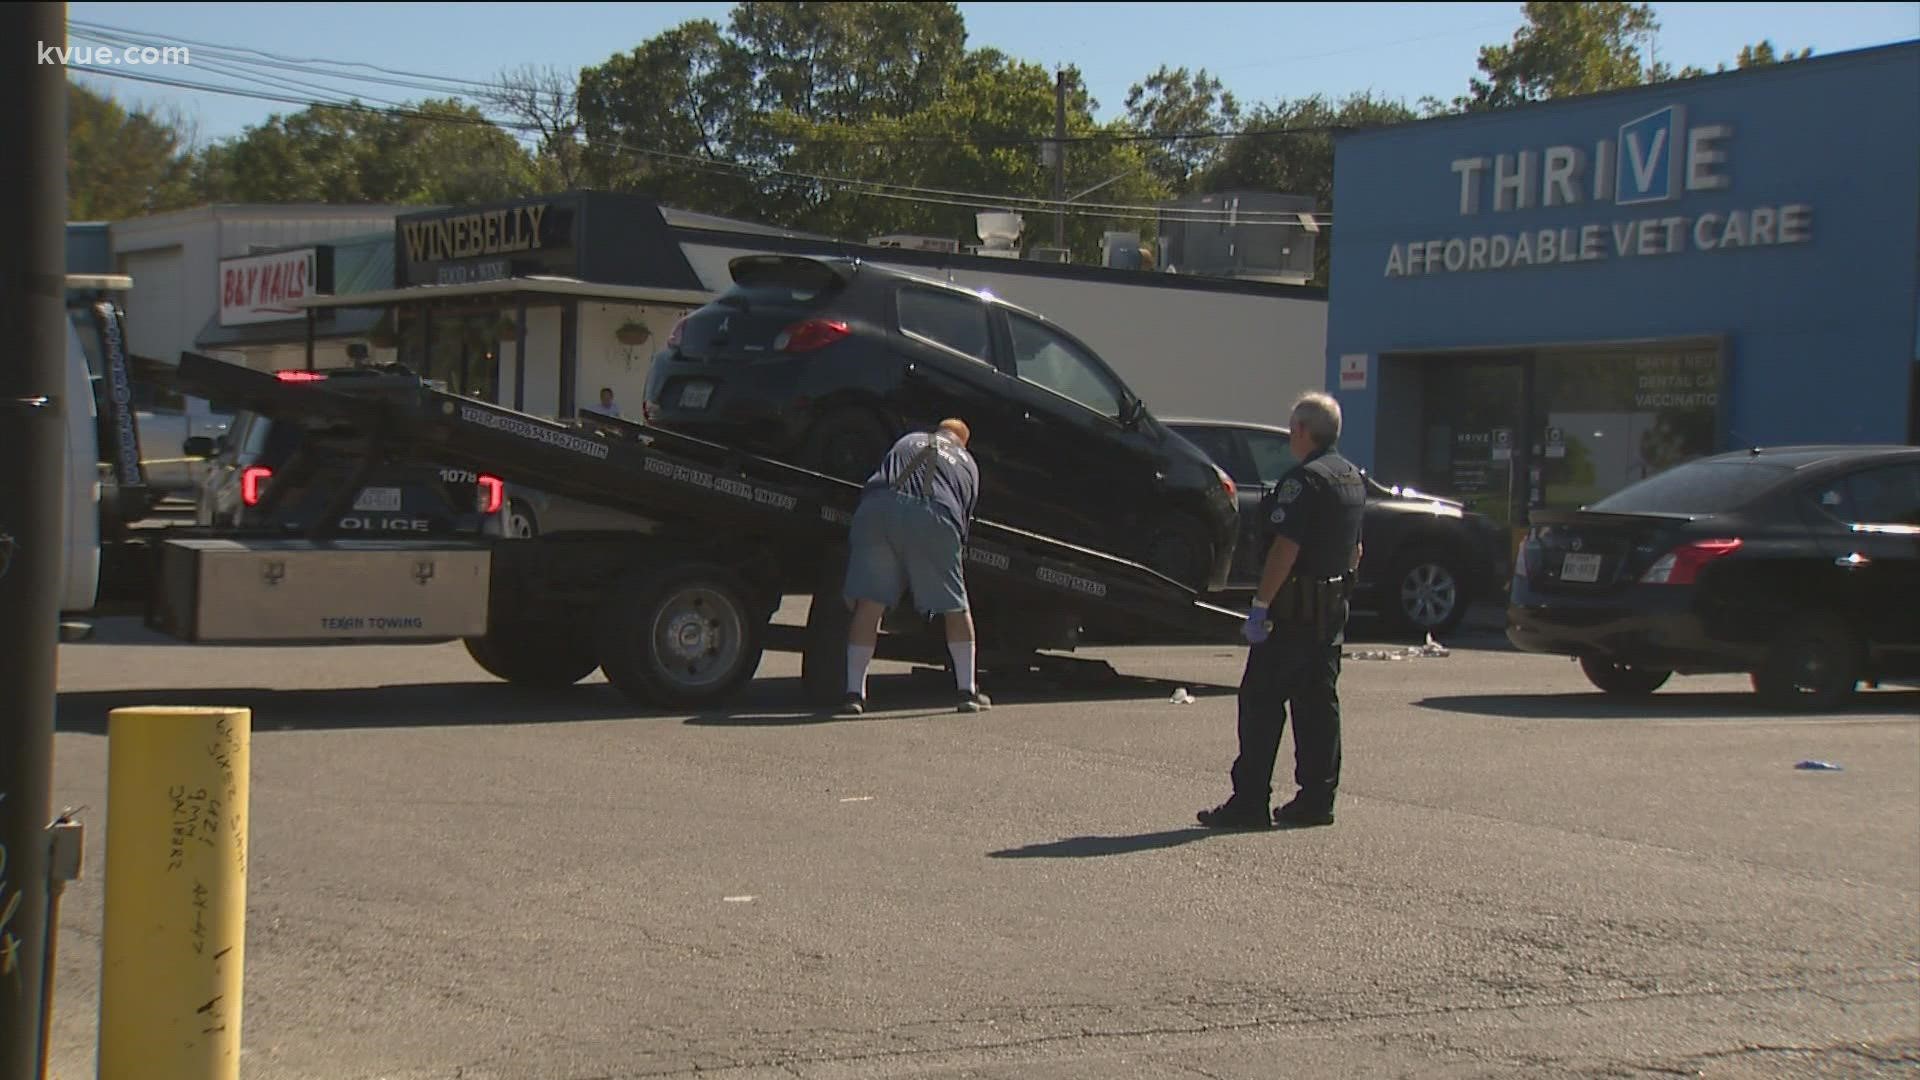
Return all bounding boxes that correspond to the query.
[1269,572,1354,625]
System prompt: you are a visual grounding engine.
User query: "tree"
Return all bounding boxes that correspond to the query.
[67,81,201,218]
[1200,92,1417,284]
[488,65,585,191]
[198,99,537,205]
[1463,2,1660,110]
[728,1,967,123]
[1123,65,1241,192]
[1663,39,1814,79]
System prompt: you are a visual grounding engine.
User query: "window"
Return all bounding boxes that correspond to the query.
[1589,461,1789,514]
[1007,313,1125,418]
[1810,463,1920,526]
[1174,426,1249,483]
[1243,431,1299,485]
[897,287,992,364]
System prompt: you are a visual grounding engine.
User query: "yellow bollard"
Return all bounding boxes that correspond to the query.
[98,707,250,1080]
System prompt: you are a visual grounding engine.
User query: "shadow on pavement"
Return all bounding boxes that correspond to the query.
[56,682,645,734]
[988,828,1219,859]
[1417,688,1920,721]
[683,670,1240,727]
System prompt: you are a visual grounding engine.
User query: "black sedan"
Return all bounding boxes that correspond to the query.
[643,254,1240,591]
[1507,444,1920,710]
[1165,418,1511,636]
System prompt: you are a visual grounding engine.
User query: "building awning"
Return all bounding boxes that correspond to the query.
[294,275,714,310]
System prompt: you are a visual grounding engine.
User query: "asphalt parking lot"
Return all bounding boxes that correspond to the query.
[41,607,1920,1079]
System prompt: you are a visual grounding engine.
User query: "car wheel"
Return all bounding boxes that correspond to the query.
[463,622,600,688]
[1752,614,1859,712]
[804,408,894,483]
[1579,656,1672,696]
[596,561,767,708]
[1142,514,1214,591]
[505,498,539,540]
[1388,548,1469,638]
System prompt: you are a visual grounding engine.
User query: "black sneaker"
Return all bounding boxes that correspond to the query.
[1273,802,1335,828]
[1196,801,1272,830]
[837,693,866,716]
[957,690,992,713]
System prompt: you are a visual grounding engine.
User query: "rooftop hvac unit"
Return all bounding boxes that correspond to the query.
[1025,246,1071,264]
[867,233,961,253]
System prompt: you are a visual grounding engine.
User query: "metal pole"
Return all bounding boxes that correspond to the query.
[0,4,71,1076]
[1052,69,1067,251]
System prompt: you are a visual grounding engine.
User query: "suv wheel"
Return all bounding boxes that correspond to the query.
[1388,548,1469,637]
[1752,614,1859,712]
[804,408,893,483]
[1143,515,1213,591]
[1579,656,1672,697]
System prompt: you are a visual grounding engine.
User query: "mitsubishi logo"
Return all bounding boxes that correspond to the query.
[714,316,731,342]
[413,560,436,586]
[1570,537,1584,552]
[262,561,286,586]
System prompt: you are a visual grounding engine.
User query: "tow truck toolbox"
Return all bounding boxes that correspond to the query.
[150,536,491,644]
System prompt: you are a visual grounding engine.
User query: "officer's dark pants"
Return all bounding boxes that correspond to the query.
[1230,625,1342,812]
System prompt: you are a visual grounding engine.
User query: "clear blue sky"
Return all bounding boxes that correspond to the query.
[65,1,1920,142]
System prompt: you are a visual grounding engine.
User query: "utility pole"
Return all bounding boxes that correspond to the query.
[0,3,70,1076]
[1052,68,1067,251]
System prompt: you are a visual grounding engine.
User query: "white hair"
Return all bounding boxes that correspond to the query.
[1291,391,1342,449]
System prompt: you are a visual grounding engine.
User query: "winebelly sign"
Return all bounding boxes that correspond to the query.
[1383,104,1814,278]
[219,247,335,326]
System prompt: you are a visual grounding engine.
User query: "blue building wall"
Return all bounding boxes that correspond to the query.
[1327,42,1920,471]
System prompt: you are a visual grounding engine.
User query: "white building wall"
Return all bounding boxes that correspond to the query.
[677,241,1327,427]
[573,301,693,417]
[519,307,564,418]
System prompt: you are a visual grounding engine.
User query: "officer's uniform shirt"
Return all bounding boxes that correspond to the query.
[1256,446,1367,636]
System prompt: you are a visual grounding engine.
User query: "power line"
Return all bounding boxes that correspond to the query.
[73,66,1332,228]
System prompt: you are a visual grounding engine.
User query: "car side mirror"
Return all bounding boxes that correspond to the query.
[183,436,216,458]
[1121,397,1146,428]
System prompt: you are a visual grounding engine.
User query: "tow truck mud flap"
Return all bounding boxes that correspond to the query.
[151,538,490,643]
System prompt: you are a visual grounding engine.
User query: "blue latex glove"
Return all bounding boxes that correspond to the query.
[1242,605,1270,645]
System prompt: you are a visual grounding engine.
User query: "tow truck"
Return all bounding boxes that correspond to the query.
[131,348,1248,707]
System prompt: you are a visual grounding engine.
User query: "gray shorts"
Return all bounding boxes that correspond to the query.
[843,490,969,614]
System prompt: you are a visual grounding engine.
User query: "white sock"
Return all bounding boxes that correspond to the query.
[948,641,976,695]
[847,645,874,698]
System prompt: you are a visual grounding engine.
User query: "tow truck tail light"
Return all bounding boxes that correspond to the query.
[476,474,505,515]
[241,465,272,506]
[666,316,687,349]
[773,319,851,353]
[1641,538,1742,585]
[274,370,328,383]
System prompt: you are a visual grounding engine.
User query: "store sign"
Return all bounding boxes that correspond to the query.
[396,201,577,288]
[219,247,333,325]
[1385,105,1814,278]
[402,204,551,264]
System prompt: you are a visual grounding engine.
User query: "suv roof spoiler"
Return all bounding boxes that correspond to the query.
[727,254,856,290]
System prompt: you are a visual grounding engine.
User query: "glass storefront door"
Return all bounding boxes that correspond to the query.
[1405,341,1724,532]
[397,307,505,401]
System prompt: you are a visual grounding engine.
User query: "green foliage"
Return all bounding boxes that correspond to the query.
[197,98,537,205]
[1123,66,1241,191]
[1465,1,1660,110]
[67,81,200,219]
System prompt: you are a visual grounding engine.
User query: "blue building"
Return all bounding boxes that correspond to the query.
[1326,41,1919,531]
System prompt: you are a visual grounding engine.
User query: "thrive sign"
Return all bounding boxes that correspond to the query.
[1384,105,1813,278]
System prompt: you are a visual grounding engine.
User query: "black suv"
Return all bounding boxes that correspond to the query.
[1508,445,1920,710]
[192,368,507,538]
[1167,418,1511,636]
[643,255,1240,591]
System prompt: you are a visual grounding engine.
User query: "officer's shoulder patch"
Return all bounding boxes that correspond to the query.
[1277,478,1304,503]
[1269,506,1286,524]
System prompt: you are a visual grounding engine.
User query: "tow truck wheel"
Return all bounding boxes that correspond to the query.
[597,562,766,708]
[464,623,600,688]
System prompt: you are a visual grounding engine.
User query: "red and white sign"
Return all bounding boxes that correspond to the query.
[218,247,332,326]
[1339,353,1369,391]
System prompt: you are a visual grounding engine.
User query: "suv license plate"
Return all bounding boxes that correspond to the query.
[679,382,714,409]
[1560,552,1603,583]
[353,487,403,512]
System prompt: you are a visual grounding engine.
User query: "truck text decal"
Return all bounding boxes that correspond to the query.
[643,457,798,511]
[1036,566,1108,598]
[459,405,609,459]
[965,547,1010,571]
[320,616,427,631]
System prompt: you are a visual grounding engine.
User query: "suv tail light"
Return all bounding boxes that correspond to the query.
[274,370,328,383]
[666,316,687,349]
[1213,465,1235,501]
[773,319,850,353]
[241,465,272,506]
[1640,538,1742,585]
[476,474,505,515]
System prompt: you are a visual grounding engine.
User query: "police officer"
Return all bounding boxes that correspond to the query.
[1199,391,1365,830]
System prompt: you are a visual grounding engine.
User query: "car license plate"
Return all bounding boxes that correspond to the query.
[1560,552,1603,583]
[679,382,714,409]
[353,487,402,512]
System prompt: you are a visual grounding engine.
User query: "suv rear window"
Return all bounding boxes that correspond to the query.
[1588,461,1788,515]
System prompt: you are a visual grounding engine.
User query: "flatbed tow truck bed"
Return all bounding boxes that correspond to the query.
[151,352,1244,708]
